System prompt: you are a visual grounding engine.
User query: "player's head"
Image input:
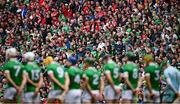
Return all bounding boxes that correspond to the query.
[43,56,53,66]
[143,54,154,64]
[83,57,94,69]
[6,48,17,59]
[102,54,110,64]
[66,56,77,66]
[126,52,136,62]
[160,61,168,71]
[24,52,35,61]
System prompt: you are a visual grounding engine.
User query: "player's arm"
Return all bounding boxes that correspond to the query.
[61,72,70,97]
[119,73,123,82]
[4,70,19,90]
[99,73,104,100]
[35,73,43,93]
[124,72,134,91]
[19,71,27,95]
[82,75,94,98]
[145,73,152,94]
[105,70,116,92]
[26,72,38,86]
[48,71,65,90]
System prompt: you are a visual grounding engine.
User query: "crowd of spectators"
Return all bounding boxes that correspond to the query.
[0,0,180,101]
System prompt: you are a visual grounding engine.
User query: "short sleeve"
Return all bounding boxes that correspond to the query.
[104,64,110,74]
[2,63,8,71]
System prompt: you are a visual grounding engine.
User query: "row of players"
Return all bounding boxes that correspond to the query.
[1,48,180,104]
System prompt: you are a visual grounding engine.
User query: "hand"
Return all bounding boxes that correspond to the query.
[115,88,122,95]
[18,87,23,96]
[133,88,140,95]
[15,86,20,91]
[99,93,104,101]
[33,88,39,97]
[149,93,155,99]
[59,93,66,102]
[92,94,97,101]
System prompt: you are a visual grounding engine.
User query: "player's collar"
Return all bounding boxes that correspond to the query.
[27,61,34,64]
[88,66,96,70]
[107,59,114,63]
[51,61,58,64]
[149,62,157,66]
[10,58,17,62]
[127,61,134,64]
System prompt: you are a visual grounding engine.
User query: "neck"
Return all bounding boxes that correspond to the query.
[10,58,17,61]
[27,61,34,64]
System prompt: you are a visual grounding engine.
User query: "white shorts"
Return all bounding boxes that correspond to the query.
[122,90,133,100]
[24,92,40,103]
[48,90,62,100]
[104,85,122,100]
[144,89,160,103]
[82,90,99,102]
[64,89,82,104]
[4,87,17,100]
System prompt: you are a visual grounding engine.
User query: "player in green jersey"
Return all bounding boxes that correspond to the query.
[103,55,122,104]
[143,54,161,103]
[81,57,104,104]
[64,56,83,104]
[44,56,70,103]
[23,52,43,103]
[3,48,27,103]
[122,52,141,104]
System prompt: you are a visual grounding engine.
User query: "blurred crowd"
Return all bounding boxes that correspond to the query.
[0,0,180,101]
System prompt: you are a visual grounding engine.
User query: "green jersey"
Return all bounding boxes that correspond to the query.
[3,59,24,87]
[104,60,121,85]
[122,62,139,89]
[47,62,66,90]
[67,66,83,89]
[24,62,42,92]
[83,67,101,90]
[145,63,160,91]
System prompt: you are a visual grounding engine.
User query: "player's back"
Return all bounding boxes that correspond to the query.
[123,62,139,89]
[3,59,24,87]
[24,62,41,92]
[84,67,101,90]
[47,62,65,90]
[68,66,83,89]
[145,62,160,91]
[104,60,121,85]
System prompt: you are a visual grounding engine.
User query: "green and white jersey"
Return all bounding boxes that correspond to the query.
[24,62,42,92]
[3,59,24,87]
[47,62,66,90]
[145,62,160,91]
[104,60,121,85]
[83,67,101,90]
[122,61,139,89]
[67,66,83,89]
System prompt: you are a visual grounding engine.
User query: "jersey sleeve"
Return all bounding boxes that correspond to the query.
[2,63,8,71]
[122,65,127,72]
[47,65,53,74]
[104,64,111,74]
[0,66,4,71]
